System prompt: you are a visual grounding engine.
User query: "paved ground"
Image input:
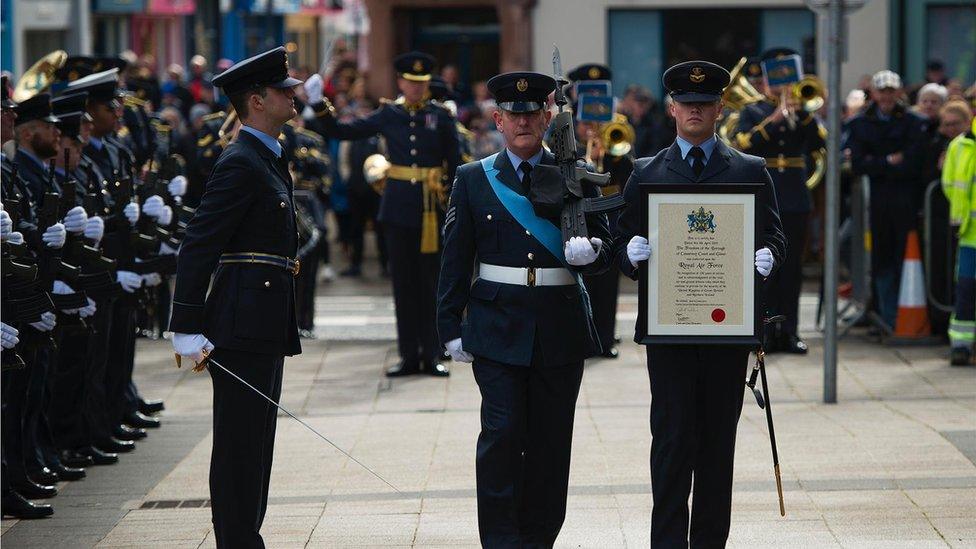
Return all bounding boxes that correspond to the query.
[2,272,974,547]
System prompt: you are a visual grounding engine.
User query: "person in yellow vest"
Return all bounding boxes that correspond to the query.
[942,115,976,366]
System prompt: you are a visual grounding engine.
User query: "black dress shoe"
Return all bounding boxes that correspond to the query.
[50,463,85,481]
[424,361,450,377]
[124,411,160,429]
[385,360,420,377]
[139,399,165,415]
[781,335,809,355]
[96,437,135,453]
[601,347,620,359]
[60,449,94,468]
[11,480,57,499]
[27,467,59,485]
[2,491,54,519]
[114,424,147,441]
[78,446,119,465]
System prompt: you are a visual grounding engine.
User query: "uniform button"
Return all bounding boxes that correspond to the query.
[410,149,417,155]
[410,121,416,128]
[778,140,785,146]
[525,230,531,236]
[279,201,286,208]
[264,281,271,288]
[778,167,785,173]
[411,163,418,168]
[527,253,534,260]
[410,178,417,184]
[409,135,416,142]
[486,214,492,220]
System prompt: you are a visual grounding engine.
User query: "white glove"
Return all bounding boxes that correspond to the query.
[30,311,57,332]
[627,236,652,268]
[62,206,88,234]
[159,241,178,256]
[141,272,162,287]
[142,195,165,218]
[167,175,188,197]
[304,73,324,105]
[564,236,602,266]
[53,280,81,313]
[173,333,214,364]
[0,208,11,240]
[446,337,473,363]
[157,205,173,226]
[8,231,24,245]
[78,298,97,318]
[755,247,774,277]
[116,270,142,293]
[42,223,66,249]
[1,322,19,349]
[84,215,105,243]
[124,202,140,225]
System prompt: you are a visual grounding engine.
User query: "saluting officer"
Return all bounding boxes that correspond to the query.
[437,72,612,547]
[169,46,303,548]
[613,61,786,547]
[732,48,825,354]
[305,51,460,377]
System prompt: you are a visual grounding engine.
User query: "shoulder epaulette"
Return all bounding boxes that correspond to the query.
[296,127,324,144]
[124,95,148,108]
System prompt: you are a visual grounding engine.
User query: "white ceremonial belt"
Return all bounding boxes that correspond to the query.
[478,263,575,287]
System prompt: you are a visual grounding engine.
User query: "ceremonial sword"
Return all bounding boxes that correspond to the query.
[176,352,402,494]
[747,315,786,516]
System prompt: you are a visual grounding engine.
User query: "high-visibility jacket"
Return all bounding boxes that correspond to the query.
[942,120,976,247]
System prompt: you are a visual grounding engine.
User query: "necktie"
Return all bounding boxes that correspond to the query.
[689,146,706,178]
[518,161,533,184]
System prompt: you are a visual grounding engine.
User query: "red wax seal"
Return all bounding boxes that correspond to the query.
[711,308,726,323]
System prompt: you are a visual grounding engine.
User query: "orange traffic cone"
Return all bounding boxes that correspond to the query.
[891,230,935,342]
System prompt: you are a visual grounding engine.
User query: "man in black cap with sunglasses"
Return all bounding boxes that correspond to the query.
[613,60,786,547]
[170,46,303,549]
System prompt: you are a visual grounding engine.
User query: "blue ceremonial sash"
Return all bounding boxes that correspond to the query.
[480,153,571,269]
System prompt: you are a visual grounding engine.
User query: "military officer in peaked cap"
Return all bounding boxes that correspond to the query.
[169,46,303,549]
[305,51,459,378]
[613,60,786,547]
[438,71,612,547]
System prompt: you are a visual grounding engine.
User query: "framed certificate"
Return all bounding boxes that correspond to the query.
[639,184,762,345]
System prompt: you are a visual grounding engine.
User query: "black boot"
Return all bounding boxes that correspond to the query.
[10,479,57,499]
[385,360,420,378]
[138,398,165,415]
[1,491,53,519]
[124,411,160,429]
[77,446,119,466]
[114,424,148,441]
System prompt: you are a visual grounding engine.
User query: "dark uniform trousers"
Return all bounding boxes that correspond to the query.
[473,347,583,548]
[766,213,807,336]
[170,130,302,549]
[438,151,612,548]
[385,223,441,365]
[613,139,786,549]
[208,348,283,548]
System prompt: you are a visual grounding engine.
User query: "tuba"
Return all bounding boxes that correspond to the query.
[792,76,827,188]
[13,50,67,102]
[718,57,765,144]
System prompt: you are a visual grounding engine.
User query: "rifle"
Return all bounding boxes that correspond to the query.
[548,45,625,243]
[38,175,88,311]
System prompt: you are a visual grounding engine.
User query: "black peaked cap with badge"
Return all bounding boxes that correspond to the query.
[745,56,764,80]
[52,91,91,139]
[393,51,435,82]
[211,46,303,95]
[65,68,124,104]
[662,61,730,103]
[567,63,612,82]
[14,93,59,126]
[487,71,556,113]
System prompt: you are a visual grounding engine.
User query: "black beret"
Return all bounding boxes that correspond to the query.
[211,46,303,96]
[487,71,556,113]
[662,61,730,103]
[428,75,450,101]
[1,75,15,109]
[394,51,435,82]
[567,63,612,82]
[14,93,59,126]
[65,68,122,105]
[761,47,799,62]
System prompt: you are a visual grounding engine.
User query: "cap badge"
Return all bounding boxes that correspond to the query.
[690,67,705,83]
[588,67,600,79]
[748,65,761,76]
[516,78,529,92]
[412,60,424,72]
